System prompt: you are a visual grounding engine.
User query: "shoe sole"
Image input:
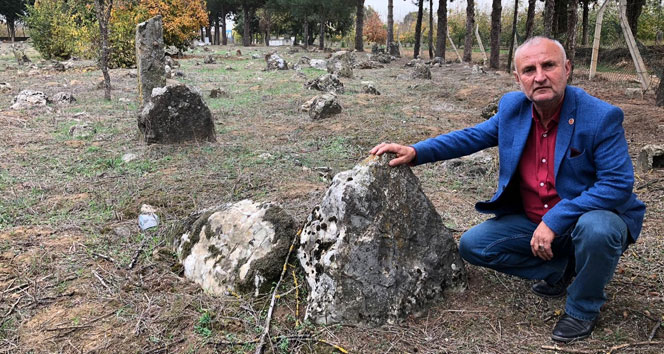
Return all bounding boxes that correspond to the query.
[530,287,566,299]
[551,333,591,343]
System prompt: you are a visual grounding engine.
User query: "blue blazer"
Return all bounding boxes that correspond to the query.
[412,86,645,241]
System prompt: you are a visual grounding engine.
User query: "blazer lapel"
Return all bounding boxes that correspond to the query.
[554,87,577,178]
[507,100,533,175]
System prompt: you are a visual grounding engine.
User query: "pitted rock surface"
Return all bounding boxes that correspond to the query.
[135,15,166,107]
[176,200,297,296]
[411,63,432,79]
[637,144,664,172]
[298,154,467,326]
[326,51,354,78]
[11,90,48,109]
[308,93,342,120]
[138,84,216,144]
[265,53,288,70]
[304,74,344,94]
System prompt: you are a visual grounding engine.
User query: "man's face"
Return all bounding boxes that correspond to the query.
[513,40,571,108]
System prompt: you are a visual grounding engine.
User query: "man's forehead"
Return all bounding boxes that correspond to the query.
[516,41,564,63]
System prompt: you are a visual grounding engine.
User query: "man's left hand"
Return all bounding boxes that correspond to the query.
[531,221,556,260]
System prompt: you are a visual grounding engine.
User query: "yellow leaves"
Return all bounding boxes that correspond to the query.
[554,309,563,316]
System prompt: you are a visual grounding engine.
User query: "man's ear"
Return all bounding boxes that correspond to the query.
[513,70,520,84]
[565,59,572,77]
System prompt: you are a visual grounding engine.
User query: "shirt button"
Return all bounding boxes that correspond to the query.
[544,204,549,208]
[541,158,547,163]
[539,182,545,187]
[543,133,548,138]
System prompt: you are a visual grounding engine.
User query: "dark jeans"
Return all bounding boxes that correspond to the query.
[458,210,628,321]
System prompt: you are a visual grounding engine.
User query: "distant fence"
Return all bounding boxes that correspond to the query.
[0,37,29,42]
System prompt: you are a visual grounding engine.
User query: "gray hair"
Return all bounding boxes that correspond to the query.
[513,36,567,70]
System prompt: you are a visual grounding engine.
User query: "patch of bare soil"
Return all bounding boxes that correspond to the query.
[0,43,662,353]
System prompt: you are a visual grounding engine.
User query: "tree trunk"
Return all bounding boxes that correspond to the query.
[566,0,578,82]
[525,0,536,39]
[543,0,555,37]
[8,19,16,42]
[94,0,113,101]
[222,11,228,45]
[207,25,212,44]
[489,0,501,69]
[243,4,251,46]
[554,0,567,36]
[429,0,434,58]
[435,0,447,58]
[506,0,518,73]
[414,0,424,58]
[387,0,394,46]
[319,19,325,50]
[201,27,205,41]
[626,0,645,38]
[303,21,309,49]
[581,0,589,45]
[463,0,475,62]
[214,16,220,45]
[355,0,365,51]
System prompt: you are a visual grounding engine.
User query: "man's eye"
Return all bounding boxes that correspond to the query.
[523,68,534,73]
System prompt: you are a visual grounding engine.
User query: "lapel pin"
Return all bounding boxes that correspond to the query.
[568,118,575,125]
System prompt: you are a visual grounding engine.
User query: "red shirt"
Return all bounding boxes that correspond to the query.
[518,106,563,224]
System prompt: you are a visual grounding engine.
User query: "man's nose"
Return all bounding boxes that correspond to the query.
[534,67,546,82]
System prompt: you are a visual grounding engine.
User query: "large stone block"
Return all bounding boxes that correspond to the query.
[298,154,467,326]
[138,84,216,144]
[136,15,166,107]
[176,200,297,296]
[637,144,664,172]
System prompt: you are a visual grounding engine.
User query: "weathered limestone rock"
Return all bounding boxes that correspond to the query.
[411,63,432,79]
[203,55,216,64]
[625,88,643,99]
[326,51,353,78]
[11,90,48,109]
[442,150,495,176]
[176,200,297,296]
[370,53,391,64]
[209,88,230,98]
[388,42,401,57]
[405,59,423,67]
[69,123,96,139]
[164,55,179,68]
[354,61,384,69]
[298,154,467,326]
[138,84,216,144]
[305,74,344,94]
[265,53,288,70]
[637,144,664,172]
[481,97,499,119]
[0,82,12,94]
[52,92,76,105]
[362,82,380,95]
[308,93,342,120]
[309,59,327,70]
[135,15,166,107]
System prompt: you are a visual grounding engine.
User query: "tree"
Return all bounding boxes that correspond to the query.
[489,0,501,69]
[566,0,578,82]
[626,0,646,38]
[657,71,663,107]
[387,0,394,48]
[525,0,536,39]
[364,6,386,43]
[580,0,592,45]
[543,0,554,37]
[0,0,28,42]
[208,0,239,45]
[463,0,475,62]
[506,0,518,72]
[414,0,424,58]
[238,0,264,46]
[435,0,447,59]
[94,0,113,101]
[141,0,208,50]
[428,0,433,58]
[355,0,365,51]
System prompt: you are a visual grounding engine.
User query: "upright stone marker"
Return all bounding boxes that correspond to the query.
[136,15,166,108]
[298,154,467,326]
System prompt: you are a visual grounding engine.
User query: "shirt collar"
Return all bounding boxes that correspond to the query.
[532,102,563,130]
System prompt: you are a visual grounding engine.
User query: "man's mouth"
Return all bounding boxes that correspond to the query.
[534,87,551,92]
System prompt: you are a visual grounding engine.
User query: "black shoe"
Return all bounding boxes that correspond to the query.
[531,279,568,298]
[551,314,597,343]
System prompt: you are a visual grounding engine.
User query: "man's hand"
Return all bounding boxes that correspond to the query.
[370,143,417,166]
[531,221,556,260]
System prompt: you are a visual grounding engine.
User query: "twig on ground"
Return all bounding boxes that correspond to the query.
[145,338,186,354]
[134,294,153,335]
[254,228,302,354]
[92,270,112,292]
[128,237,148,270]
[540,345,594,353]
[92,252,117,265]
[2,283,28,295]
[648,320,661,341]
[3,296,22,317]
[607,341,663,354]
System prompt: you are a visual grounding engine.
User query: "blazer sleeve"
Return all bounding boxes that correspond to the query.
[411,110,500,165]
[542,106,635,234]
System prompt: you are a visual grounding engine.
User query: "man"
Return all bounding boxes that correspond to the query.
[371,37,645,342]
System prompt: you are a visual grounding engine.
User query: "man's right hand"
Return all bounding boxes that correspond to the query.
[370,143,417,166]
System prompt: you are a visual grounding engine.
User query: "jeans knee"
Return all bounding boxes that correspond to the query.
[458,233,482,265]
[573,211,627,251]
